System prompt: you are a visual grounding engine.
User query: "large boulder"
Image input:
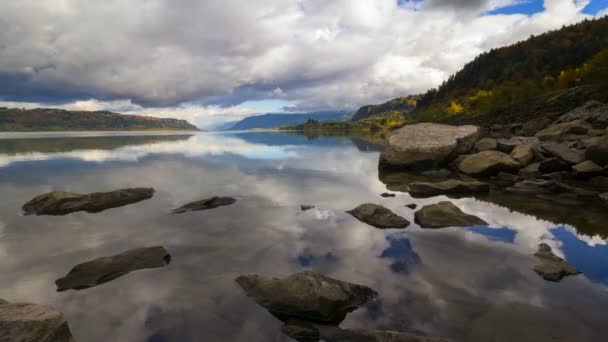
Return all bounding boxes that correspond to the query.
[0,300,75,342]
[535,119,591,141]
[56,246,171,291]
[533,243,580,282]
[509,144,535,166]
[539,142,585,165]
[235,271,377,325]
[22,188,154,216]
[496,137,539,153]
[347,204,410,229]
[457,151,521,176]
[414,201,487,229]
[171,196,236,214]
[585,135,608,166]
[379,123,480,169]
[408,180,490,198]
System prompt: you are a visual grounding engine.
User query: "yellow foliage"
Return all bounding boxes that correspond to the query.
[448,101,464,114]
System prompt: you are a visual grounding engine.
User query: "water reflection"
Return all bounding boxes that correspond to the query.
[0,131,606,341]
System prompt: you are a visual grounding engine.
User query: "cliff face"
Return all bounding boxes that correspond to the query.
[0,108,199,131]
[351,96,418,122]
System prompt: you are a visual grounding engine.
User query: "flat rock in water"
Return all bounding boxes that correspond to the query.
[379,123,479,169]
[533,243,580,282]
[414,201,487,229]
[496,137,539,153]
[347,203,410,229]
[300,205,315,211]
[55,246,171,291]
[0,300,75,342]
[235,271,377,325]
[408,179,490,198]
[22,188,155,216]
[458,151,521,176]
[539,142,585,165]
[535,119,591,141]
[171,196,236,213]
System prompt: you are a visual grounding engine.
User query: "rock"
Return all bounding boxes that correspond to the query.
[496,136,539,153]
[519,162,541,177]
[506,179,591,196]
[474,138,497,152]
[171,196,236,213]
[347,204,410,229]
[458,151,521,176]
[572,160,604,178]
[281,321,320,342]
[539,142,585,165]
[379,123,480,169]
[533,243,580,282]
[301,205,315,211]
[414,201,487,229]
[538,158,569,173]
[555,101,608,129]
[22,188,154,216]
[420,169,451,178]
[491,172,522,185]
[0,300,75,342]
[408,180,490,198]
[585,135,608,166]
[405,204,417,209]
[535,119,591,141]
[509,144,535,166]
[55,246,171,291]
[521,116,553,136]
[380,193,396,198]
[235,271,377,325]
[588,129,606,136]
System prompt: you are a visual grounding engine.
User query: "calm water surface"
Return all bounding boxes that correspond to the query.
[0,131,607,341]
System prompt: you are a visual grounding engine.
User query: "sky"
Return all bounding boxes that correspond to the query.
[0,0,606,128]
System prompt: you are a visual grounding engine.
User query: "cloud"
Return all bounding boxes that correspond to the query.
[0,0,604,120]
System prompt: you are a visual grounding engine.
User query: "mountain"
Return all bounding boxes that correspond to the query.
[0,108,199,131]
[226,111,352,130]
[412,16,608,125]
[351,96,418,121]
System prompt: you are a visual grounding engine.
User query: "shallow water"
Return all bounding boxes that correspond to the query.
[0,131,607,342]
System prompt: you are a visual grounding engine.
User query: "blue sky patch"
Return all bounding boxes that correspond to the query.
[551,226,608,285]
[379,233,422,274]
[468,226,517,243]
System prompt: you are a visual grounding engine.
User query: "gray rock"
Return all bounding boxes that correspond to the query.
[380,193,396,198]
[408,180,490,198]
[535,119,592,141]
[585,135,608,166]
[458,151,521,176]
[347,204,410,229]
[533,243,580,282]
[301,205,315,211]
[235,271,377,325]
[474,138,497,152]
[55,246,170,291]
[0,300,75,342]
[496,136,539,153]
[379,123,480,169]
[539,142,585,164]
[414,201,487,229]
[22,188,154,216]
[572,160,604,178]
[171,196,236,213]
[538,158,569,173]
[509,144,535,166]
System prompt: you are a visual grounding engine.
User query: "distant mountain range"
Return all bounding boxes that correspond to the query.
[223,111,353,130]
[0,108,199,131]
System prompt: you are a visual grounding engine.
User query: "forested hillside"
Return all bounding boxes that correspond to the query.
[415,16,608,124]
[0,108,199,131]
[351,96,418,121]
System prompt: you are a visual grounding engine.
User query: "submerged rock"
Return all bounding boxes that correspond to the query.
[380,193,396,198]
[458,151,521,176]
[379,123,479,169]
[347,204,410,229]
[0,300,75,342]
[533,243,580,282]
[171,196,236,213]
[414,201,487,229]
[55,246,170,291]
[22,188,155,216]
[301,205,316,211]
[235,271,377,325]
[408,180,490,198]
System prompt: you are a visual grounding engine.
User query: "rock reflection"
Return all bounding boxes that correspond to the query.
[55,246,171,291]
